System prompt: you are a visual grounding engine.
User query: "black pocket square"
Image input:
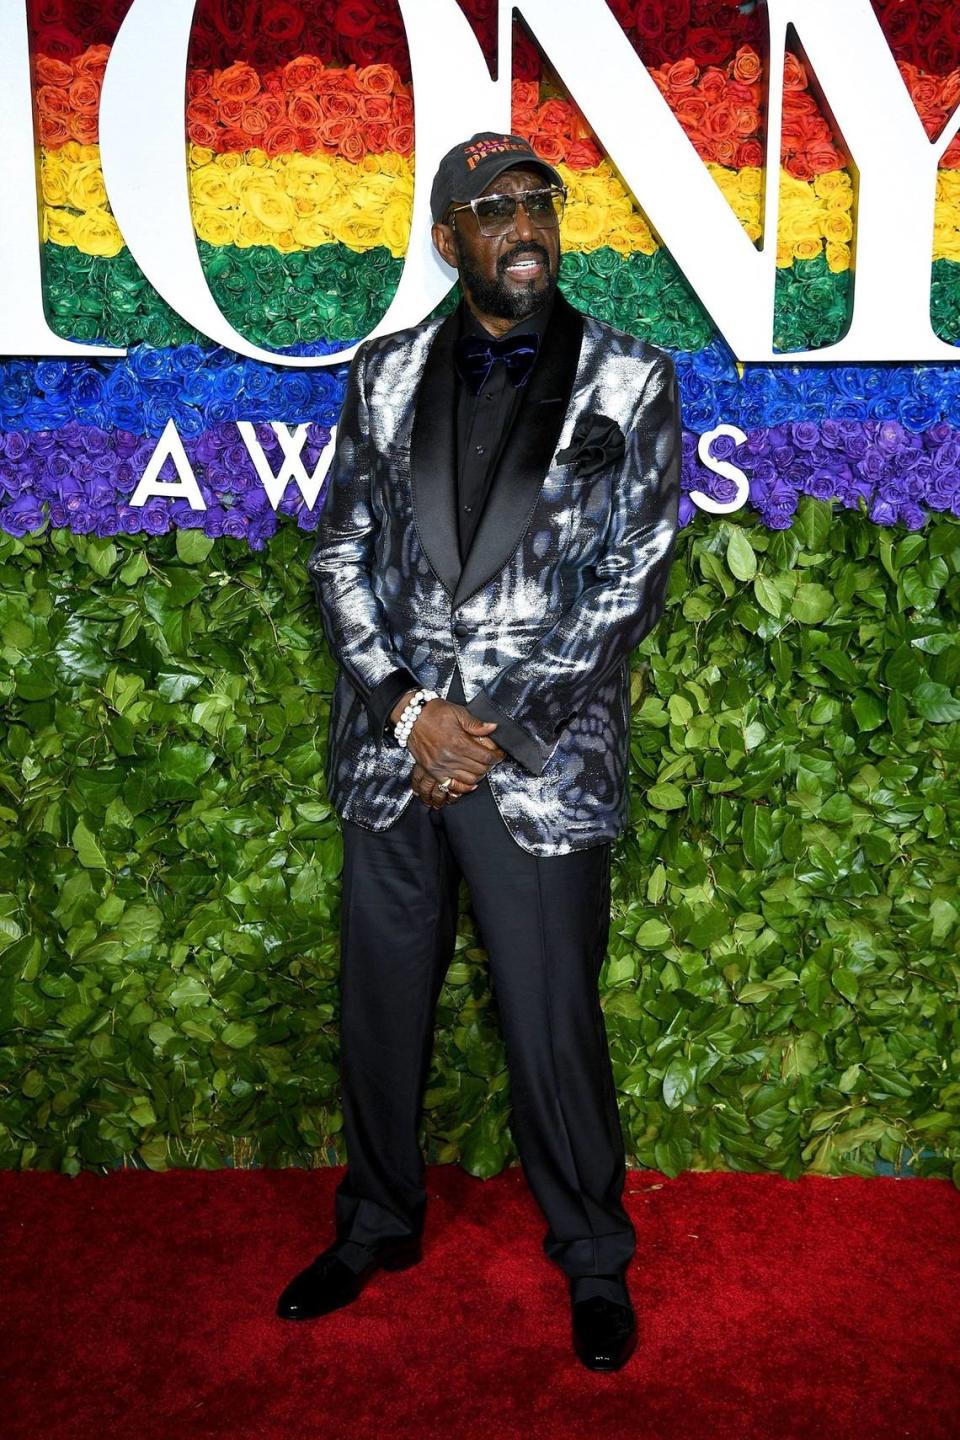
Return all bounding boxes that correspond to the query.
[555,412,625,477]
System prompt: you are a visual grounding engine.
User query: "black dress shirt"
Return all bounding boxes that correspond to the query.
[363,295,555,771]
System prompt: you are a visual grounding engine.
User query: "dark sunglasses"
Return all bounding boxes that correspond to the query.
[446,185,567,237]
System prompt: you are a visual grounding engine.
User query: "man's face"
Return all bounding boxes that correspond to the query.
[432,165,562,324]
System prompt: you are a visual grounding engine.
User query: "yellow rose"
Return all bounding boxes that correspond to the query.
[381,197,412,256]
[238,175,297,232]
[73,209,124,257]
[43,209,75,247]
[190,165,235,209]
[776,238,795,268]
[218,151,244,173]
[560,204,605,249]
[193,206,239,245]
[822,210,853,243]
[236,212,269,248]
[792,236,823,262]
[40,153,69,207]
[66,160,109,211]
[336,211,383,251]
[740,167,763,198]
[825,240,850,273]
[188,145,215,169]
[292,214,335,247]
[814,170,848,199]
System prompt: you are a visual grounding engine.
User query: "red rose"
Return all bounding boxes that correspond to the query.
[259,1,304,43]
[513,30,541,81]
[188,97,220,130]
[30,26,80,63]
[687,26,732,68]
[784,153,814,182]
[335,1,378,40]
[187,120,220,149]
[634,1,666,43]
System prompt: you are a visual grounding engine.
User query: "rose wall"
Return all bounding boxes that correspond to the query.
[1,0,958,1184]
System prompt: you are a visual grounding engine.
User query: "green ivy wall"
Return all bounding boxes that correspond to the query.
[2,500,959,1182]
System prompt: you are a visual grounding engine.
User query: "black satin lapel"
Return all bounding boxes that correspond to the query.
[410,310,461,597]
[452,291,585,610]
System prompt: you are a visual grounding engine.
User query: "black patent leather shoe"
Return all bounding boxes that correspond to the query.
[275,1236,422,1320]
[571,1295,637,1371]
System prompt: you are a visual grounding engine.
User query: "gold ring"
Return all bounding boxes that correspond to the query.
[437,776,453,792]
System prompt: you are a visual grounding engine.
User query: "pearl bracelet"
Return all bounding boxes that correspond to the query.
[394,687,439,747]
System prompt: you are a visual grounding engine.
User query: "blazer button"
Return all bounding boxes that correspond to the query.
[452,621,473,637]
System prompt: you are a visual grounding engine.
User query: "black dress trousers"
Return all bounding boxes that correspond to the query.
[331,698,637,1288]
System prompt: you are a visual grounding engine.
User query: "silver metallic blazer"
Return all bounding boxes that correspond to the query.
[307,290,681,857]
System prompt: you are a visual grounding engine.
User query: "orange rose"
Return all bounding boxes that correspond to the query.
[211,63,261,103]
[531,132,565,165]
[805,139,843,172]
[241,104,269,135]
[393,94,413,126]
[386,123,413,153]
[922,110,947,141]
[322,91,359,119]
[296,126,321,152]
[666,58,699,91]
[188,98,219,129]
[783,53,807,91]
[355,64,396,96]
[713,137,738,165]
[219,98,245,125]
[262,70,284,96]
[220,126,251,151]
[565,139,601,168]
[75,44,110,85]
[188,119,219,147]
[649,68,671,99]
[261,94,284,126]
[537,98,572,136]
[691,136,713,163]
[37,84,72,119]
[68,75,100,115]
[188,71,212,100]
[732,46,761,85]
[319,117,351,145]
[35,56,73,87]
[339,130,366,163]
[727,80,759,106]
[262,121,300,156]
[941,71,960,112]
[943,135,960,169]
[786,154,814,181]
[910,75,941,110]
[288,92,323,127]
[70,113,99,146]
[675,96,708,129]
[704,103,736,140]
[39,112,70,145]
[734,104,759,136]
[737,139,764,167]
[365,122,388,151]
[701,69,726,104]
[283,56,327,92]
[358,94,391,122]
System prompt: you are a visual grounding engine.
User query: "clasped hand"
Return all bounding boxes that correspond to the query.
[406,698,505,809]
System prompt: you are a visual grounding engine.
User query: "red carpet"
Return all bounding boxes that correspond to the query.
[2,1166,958,1439]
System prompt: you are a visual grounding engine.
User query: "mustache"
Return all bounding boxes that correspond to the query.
[498,243,551,272]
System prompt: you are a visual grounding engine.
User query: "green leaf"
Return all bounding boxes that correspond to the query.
[647,782,686,810]
[221,1022,258,1049]
[913,682,960,724]
[662,1056,696,1109]
[753,574,782,617]
[791,583,834,624]
[72,819,107,871]
[727,530,757,582]
[176,529,216,565]
[635,919,672,948]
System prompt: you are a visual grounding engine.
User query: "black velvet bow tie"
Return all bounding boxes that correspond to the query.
[454,331,540,396]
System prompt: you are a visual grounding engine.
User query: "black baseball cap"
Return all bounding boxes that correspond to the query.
[430,131,564,224]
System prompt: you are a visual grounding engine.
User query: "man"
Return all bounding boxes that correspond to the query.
[277,131,681,1372]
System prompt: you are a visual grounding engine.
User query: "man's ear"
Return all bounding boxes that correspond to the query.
[432,221,459,271]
